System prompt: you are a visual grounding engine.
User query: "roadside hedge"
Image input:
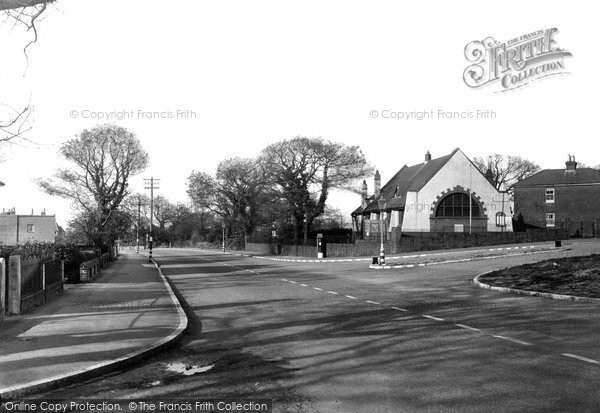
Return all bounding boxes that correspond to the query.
[0,242,100,283]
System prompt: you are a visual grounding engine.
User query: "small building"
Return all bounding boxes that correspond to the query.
[0,209,58,245]
[352,148,512,239]
[513,155,600,237]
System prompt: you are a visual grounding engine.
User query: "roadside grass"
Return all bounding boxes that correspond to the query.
[480,254,600,298]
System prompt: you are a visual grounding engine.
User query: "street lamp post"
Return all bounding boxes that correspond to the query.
[222,223,226,252]
[378,196,387,266]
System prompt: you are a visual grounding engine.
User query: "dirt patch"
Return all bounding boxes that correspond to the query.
[479,254,600,298]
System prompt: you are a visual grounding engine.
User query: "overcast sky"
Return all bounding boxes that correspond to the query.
[0,0,596,227]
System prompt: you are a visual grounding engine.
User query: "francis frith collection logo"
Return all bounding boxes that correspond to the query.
[463,28,572,92]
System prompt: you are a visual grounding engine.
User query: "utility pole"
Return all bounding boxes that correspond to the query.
[144,177,160,263]
[136,196,141,253]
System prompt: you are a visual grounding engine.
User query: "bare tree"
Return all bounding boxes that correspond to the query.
[260,136,372,242]
[473,154,540,194]
[0,0,55,149]
[38,124,149,247]
[188,158,270,236]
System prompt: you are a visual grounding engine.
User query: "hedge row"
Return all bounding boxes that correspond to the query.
[0,242,99,283]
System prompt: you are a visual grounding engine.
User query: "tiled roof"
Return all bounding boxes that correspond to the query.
[514,168,600,187]
[361,149,459,213]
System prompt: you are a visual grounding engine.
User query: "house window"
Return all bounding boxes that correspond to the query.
[496,212,507,227]
[435,193,481,218]
[545,188,555,203]
[546,213,556,228]
[27,224,36,233]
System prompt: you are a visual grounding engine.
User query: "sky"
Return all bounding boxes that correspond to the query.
[0,0,597,227]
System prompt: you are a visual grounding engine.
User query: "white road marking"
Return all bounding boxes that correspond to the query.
[281,279,288,281]
[390,307,408,312]
[561,353,600,364]
[345,295,357,299]
[327,291,339,295]
[313,287,323,291]
[300,284,308,287]
[365,300,381,305]
[492,335,532,346]
[422,315,445,322]
[289,281,297,284]
[455,324,481,332]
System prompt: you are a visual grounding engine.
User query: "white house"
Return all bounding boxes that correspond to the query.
[352,148,513,237]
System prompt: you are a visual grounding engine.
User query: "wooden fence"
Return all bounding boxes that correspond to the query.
[5,256,65,315]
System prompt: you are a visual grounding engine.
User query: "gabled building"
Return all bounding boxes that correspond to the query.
[352,149,512,238]
[513,155,600,237]
[0,209,58,245]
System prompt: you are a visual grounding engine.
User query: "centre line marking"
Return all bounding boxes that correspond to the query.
[327,291,339,295]
[345,295,357,299]
[281,279,288,281]
[289,281,297,284]
[390,307,408,312]
[492,335,532,346]
[313,287,323,291]
[366,300,381,305]
[300,284,308,287]
[561,353,600,364]
[422,315,445,321]
[455,324,481,332]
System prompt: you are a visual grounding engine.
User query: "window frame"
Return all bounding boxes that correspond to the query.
[545,188,555,203]
[545,213,556,228]
[26,224,36,233]
[495,212,507,227]
[435,192,482,218]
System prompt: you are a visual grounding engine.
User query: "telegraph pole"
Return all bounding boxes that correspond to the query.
[144,177,160,263]
[136,196,141,254]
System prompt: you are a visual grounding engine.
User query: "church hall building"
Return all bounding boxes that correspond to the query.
[352,148,513,239]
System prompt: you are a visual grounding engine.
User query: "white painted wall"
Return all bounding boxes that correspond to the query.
[399,150,513,232]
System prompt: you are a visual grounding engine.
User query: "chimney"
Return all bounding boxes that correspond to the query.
[374,170,381,197]
[565,154,578,175]
[361,180,368,208]
[425,151,432,163]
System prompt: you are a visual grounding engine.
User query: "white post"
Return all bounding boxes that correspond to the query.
[0,258,5,317]
[8,255,21,315]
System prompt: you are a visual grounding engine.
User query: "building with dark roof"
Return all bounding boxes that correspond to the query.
[352,149,512,238]
[513,155,600,237]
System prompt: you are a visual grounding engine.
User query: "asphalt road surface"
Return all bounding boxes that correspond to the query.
[38,241,600,412]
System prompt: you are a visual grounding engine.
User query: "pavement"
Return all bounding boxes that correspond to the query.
[0,251,188,400]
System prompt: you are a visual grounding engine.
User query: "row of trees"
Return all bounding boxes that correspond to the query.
[187,137,372,243]
[37,126,370,248]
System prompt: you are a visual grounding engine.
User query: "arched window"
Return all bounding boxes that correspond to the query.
[435,193,481,218]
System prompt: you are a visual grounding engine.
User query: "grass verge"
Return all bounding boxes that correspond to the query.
[480,254,600,298]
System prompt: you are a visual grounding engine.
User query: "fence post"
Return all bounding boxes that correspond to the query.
[61,260,65,281]
[8,255,21,315]
[42,262,46,291]
[0,258,5,317]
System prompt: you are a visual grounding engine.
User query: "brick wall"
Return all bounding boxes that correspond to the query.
[17,215,57,243]
[0,214,56,244]
[515,185,600,235]
[0,214,18,244]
